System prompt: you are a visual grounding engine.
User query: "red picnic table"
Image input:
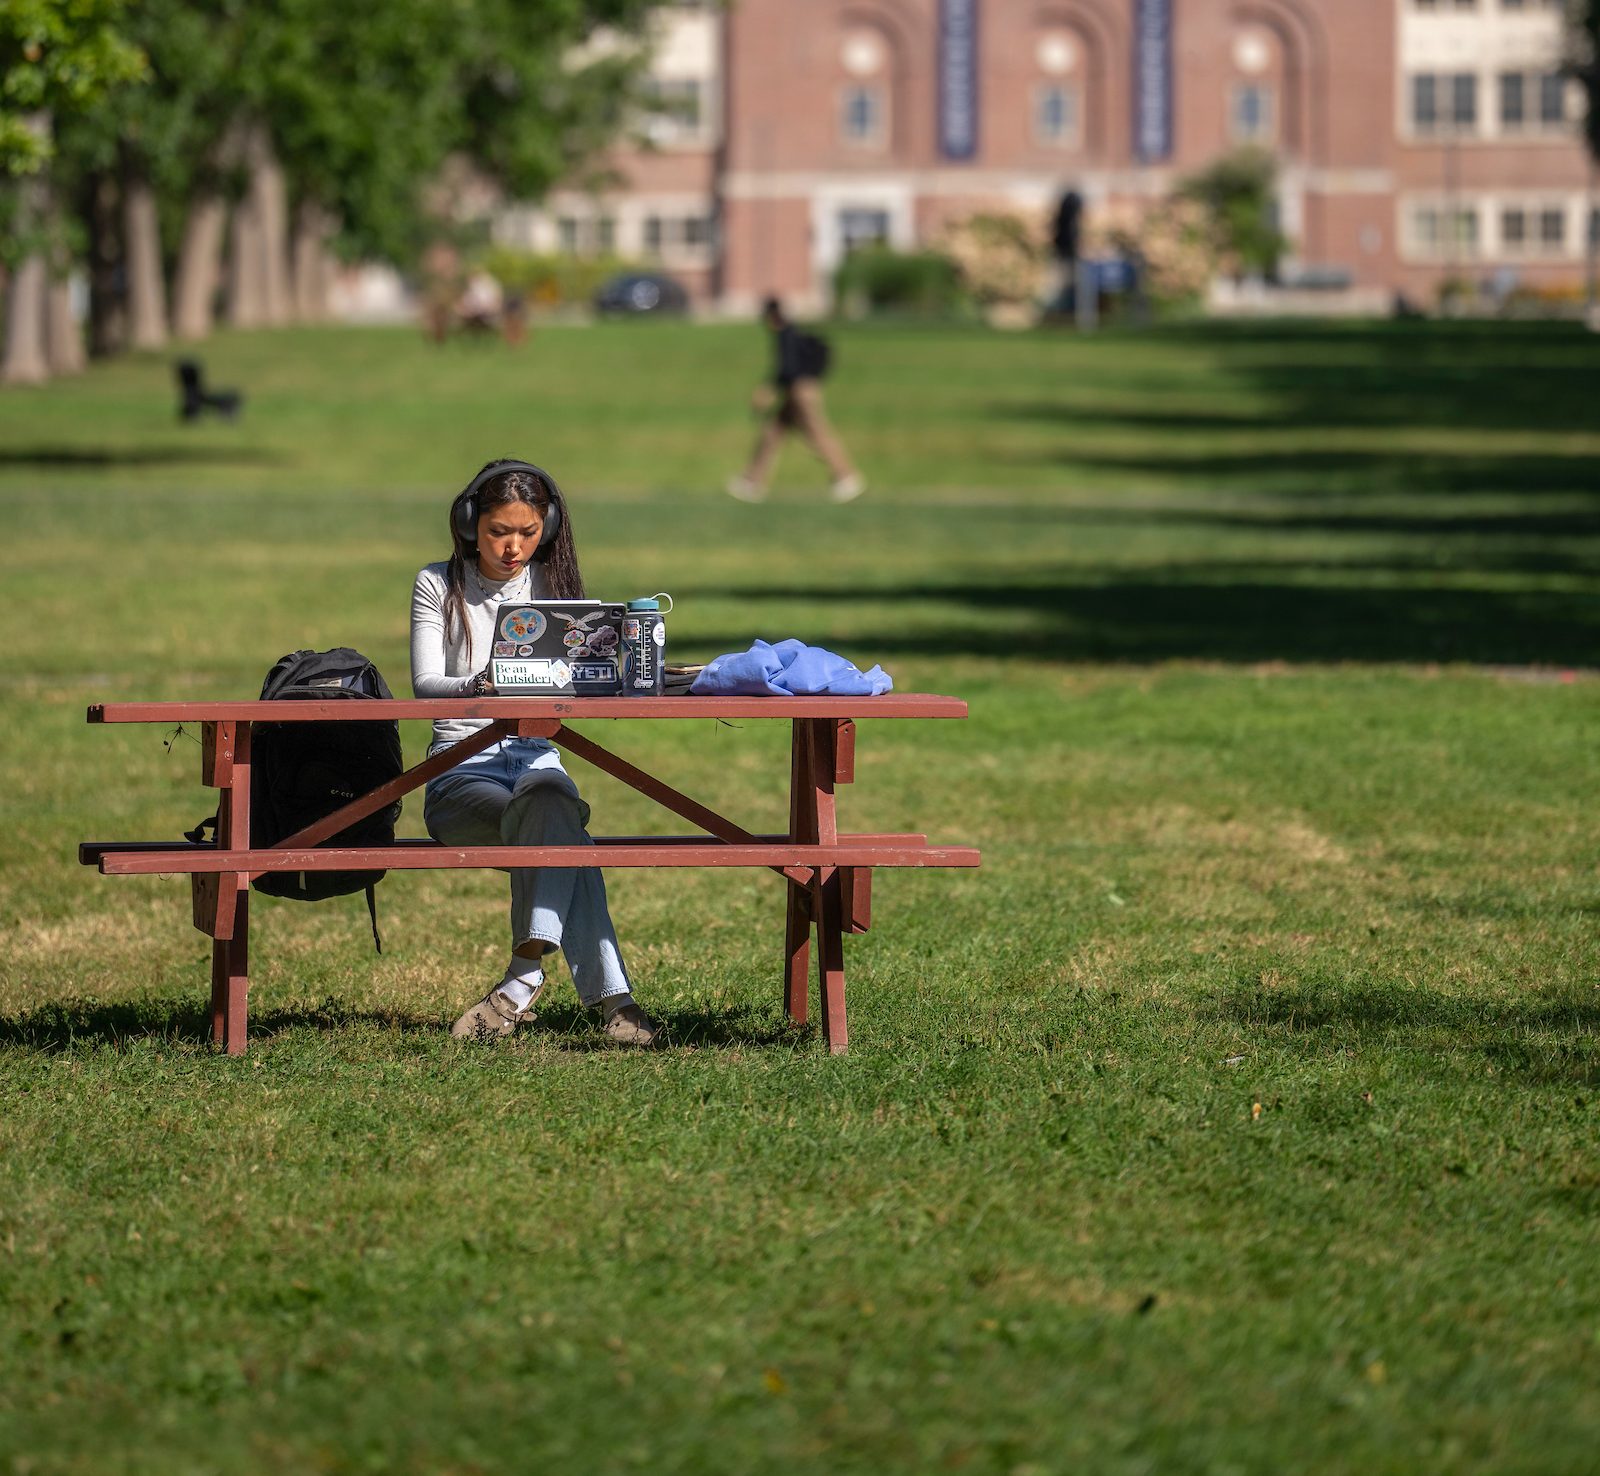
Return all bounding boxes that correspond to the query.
[80,696,979,1056]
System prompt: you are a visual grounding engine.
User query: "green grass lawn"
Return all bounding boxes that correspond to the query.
[1,319,1597,1474]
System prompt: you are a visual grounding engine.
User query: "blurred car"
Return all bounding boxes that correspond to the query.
[593,272,690,316]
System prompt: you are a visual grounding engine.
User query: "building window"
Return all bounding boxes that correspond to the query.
[1499,72,1524,129]
[595,217,615,253]
[642,78,704,142]
[1412,205,1479,257]
[558,217,580,253]
[1538,207,1565,250]
[1231,83,1274,143]
[841,84,885,147]
[1501,207,1526,248]
[640,215,713,258]
[1034,83,1081,146]
[839,208,891,254]
[1499,71,1573,133]
[1412,75,1437,131]
[1538,73,1566,127]
[1412,73,1477,133]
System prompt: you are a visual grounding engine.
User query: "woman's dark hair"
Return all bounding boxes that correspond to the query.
[444,458,586,651]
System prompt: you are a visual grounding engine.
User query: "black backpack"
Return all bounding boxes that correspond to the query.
[188,648,404,947]
[797,330,832,379]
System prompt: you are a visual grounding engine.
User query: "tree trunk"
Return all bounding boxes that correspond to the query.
[227,196,265,328]
[1,253,51,385]
[249,127,292,325]
[3,112,53,384]
[291,200,335,322]
[173,193,227,340]
[45,271,85,376]
[83,170,125,357]
[123,169,169,351]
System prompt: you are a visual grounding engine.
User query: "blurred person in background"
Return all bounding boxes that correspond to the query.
[727,297,864,504]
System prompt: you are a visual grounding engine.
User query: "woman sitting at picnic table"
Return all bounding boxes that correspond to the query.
[409,458,662,1047]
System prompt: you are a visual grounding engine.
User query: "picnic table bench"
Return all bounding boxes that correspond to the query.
[80,696,979,1055]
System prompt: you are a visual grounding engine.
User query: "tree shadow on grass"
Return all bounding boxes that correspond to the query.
[1020,447,1600,500]
[1212,980,1600,1088]
[1055,320,1600,437]
[682,569,1600,665]
[0,445,284,469]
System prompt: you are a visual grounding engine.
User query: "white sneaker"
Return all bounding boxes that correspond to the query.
[829,473,866,503]
[726,476,766,502]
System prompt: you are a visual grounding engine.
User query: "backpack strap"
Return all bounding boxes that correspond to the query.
[365,882,383,953]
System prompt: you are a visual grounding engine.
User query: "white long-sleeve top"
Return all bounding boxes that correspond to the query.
[410,559,549,751]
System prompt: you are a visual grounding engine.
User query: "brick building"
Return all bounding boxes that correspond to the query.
[493,0,1595,312]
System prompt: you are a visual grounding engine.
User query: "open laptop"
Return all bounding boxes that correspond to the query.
[489,601,626,696]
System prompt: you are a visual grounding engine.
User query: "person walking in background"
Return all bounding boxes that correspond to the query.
[727,297,865,503]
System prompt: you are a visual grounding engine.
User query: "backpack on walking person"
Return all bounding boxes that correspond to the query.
[186,648,404,948]
[796,330,832,379]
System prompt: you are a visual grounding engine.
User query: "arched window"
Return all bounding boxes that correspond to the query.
[1033,29,1084,149]
[838,26,893,151]
[1229,28,1279,145]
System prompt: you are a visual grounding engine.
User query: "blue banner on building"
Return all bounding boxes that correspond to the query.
[938,0,979,161]
[1133,0,1173,163]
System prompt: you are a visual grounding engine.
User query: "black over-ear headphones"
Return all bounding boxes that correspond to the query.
[451,460,563,554]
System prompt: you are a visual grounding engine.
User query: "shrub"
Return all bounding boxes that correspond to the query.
[1088,198,1216,307]
[935,210,1051,308]
[1176,147,1288,280]
[480,248,652,308]
[832,245,967,317]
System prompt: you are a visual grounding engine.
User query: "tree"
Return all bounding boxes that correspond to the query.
[0,0,144,177]
[1564,2,1599,316]
[1177,147,1289,282]
[1,0,144,382]
[1568,0,1599,164]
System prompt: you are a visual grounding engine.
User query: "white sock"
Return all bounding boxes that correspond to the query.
[497,957,545,1011]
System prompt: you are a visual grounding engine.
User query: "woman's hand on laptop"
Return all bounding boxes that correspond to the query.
[471,668,496,696]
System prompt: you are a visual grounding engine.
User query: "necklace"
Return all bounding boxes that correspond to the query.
[469,561,532,604]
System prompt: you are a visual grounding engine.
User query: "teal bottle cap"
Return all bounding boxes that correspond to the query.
[627,598,660,611]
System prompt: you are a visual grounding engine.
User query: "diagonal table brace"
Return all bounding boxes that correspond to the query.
[552,726,815,887]
[246,719,514,880]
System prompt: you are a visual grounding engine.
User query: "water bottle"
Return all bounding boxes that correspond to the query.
[622,594,670,696]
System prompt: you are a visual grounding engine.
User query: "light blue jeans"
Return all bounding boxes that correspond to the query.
[422,737,631,1006]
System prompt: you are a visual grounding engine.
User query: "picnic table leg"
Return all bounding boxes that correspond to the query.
[783,718,813,1023]
[210,894,250,1055]
[805,719,849,1055]
[814,869,848,1054]
[207,722,252,1055]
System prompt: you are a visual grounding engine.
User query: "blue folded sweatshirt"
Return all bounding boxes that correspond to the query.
[689,639,894,697]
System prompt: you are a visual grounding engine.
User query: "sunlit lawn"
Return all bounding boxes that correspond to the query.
[1,319,1597,1474]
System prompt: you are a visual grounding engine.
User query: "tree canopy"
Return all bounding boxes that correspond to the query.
[0,0,146,176]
